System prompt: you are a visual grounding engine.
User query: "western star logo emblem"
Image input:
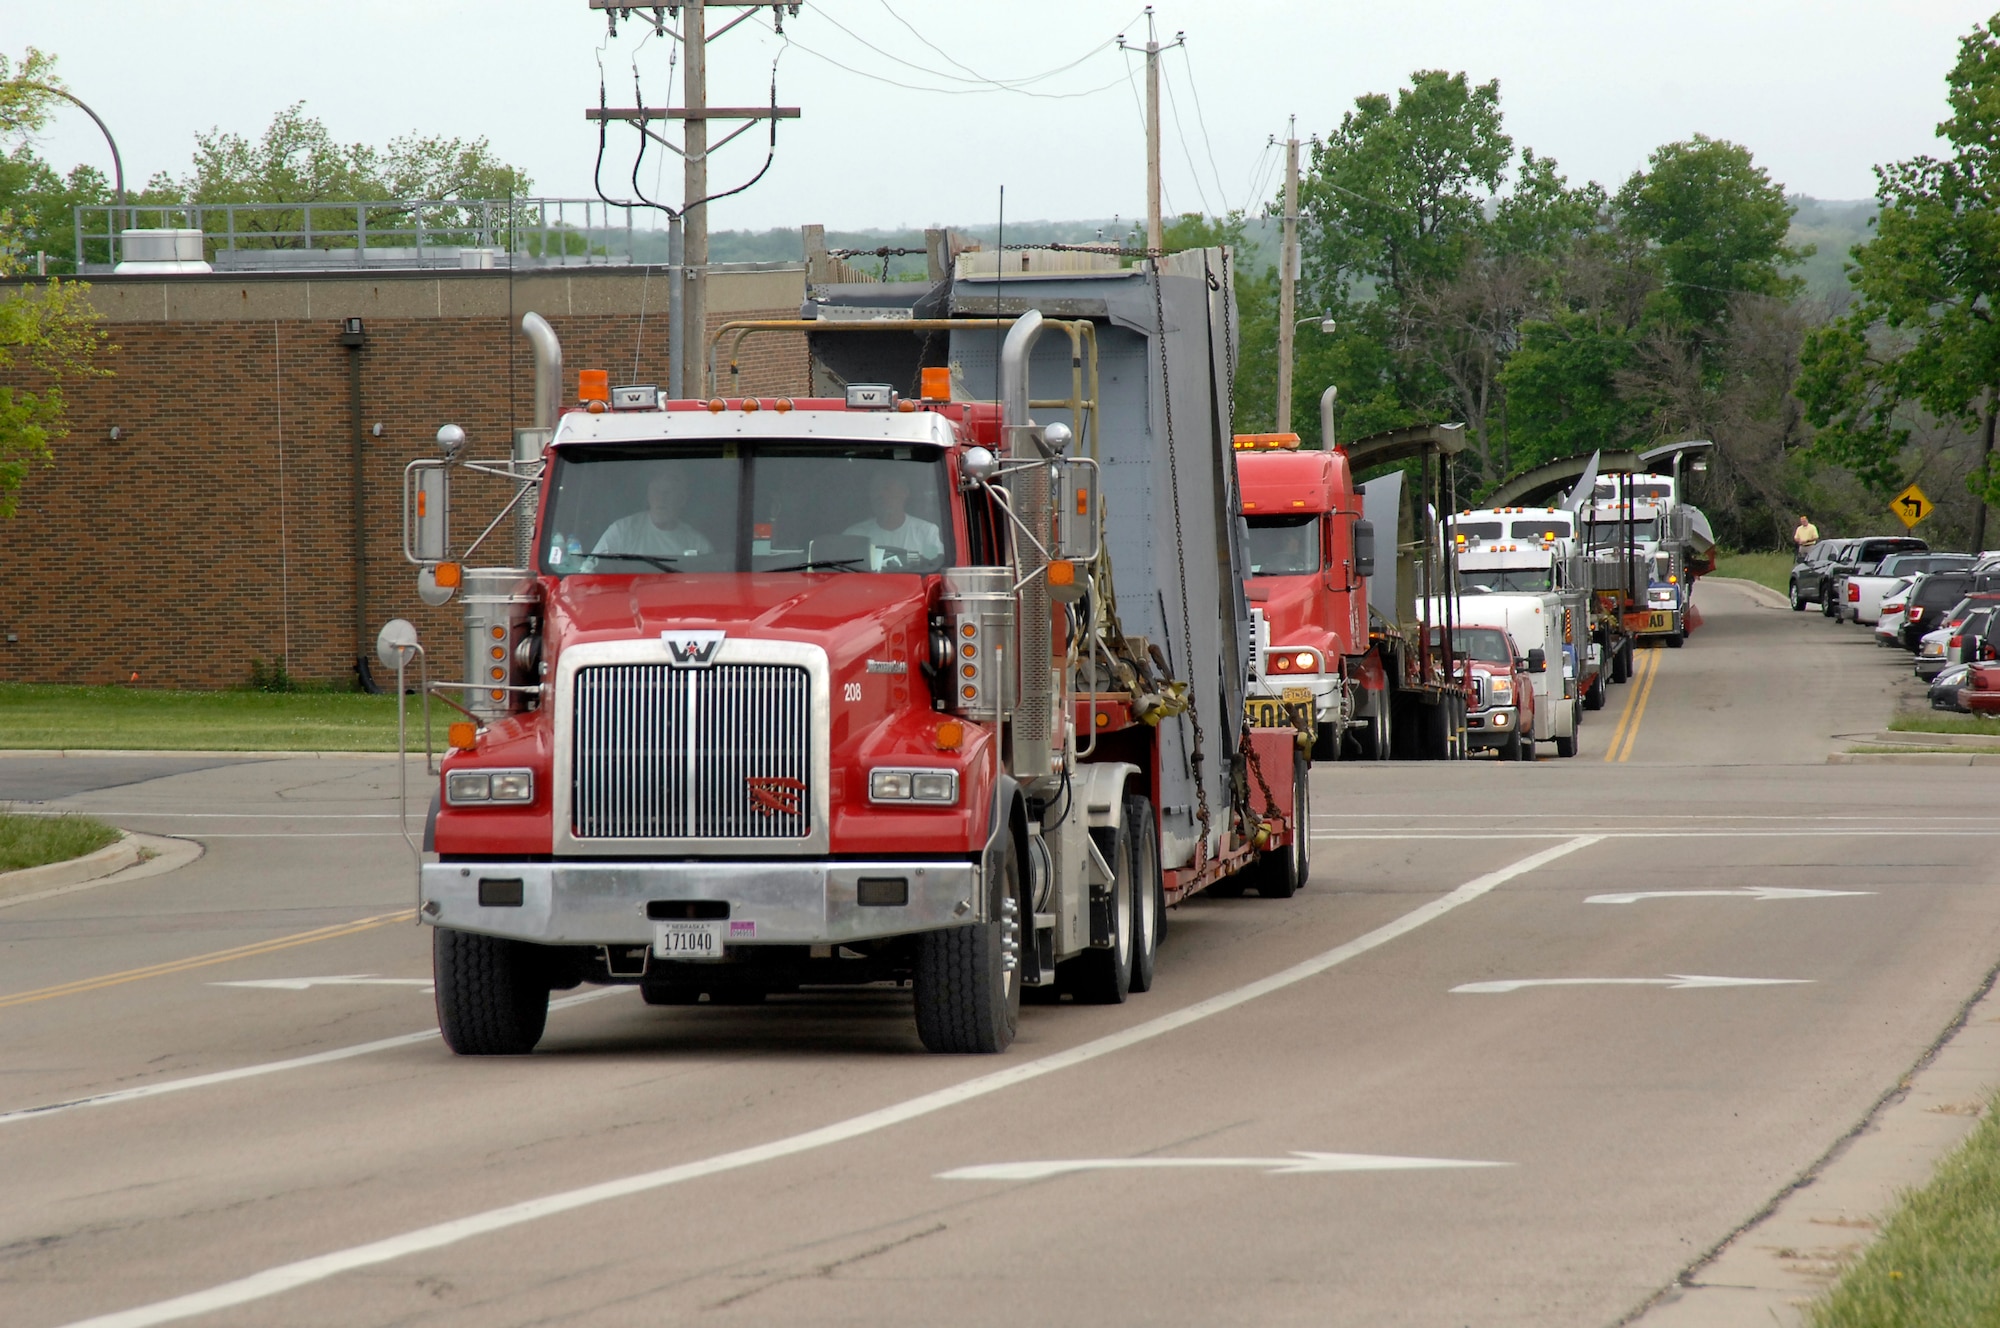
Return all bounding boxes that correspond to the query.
[662,629,726,667]
[746,776,805,816]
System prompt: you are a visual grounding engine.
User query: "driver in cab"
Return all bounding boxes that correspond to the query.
[588,472,714,568]
[844,472,943,568]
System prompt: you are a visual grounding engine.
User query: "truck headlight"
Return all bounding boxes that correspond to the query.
[445,768,534,805]
[869,768,959,805]
[1489,677,1513,703]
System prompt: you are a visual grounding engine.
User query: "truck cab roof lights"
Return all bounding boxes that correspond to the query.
[921,367,952,401]
[578,369,609,404]
[846,384,897,410]
[1232,432,1302,450]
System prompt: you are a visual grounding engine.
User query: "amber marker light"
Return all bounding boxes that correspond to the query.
[1047,559,1076,587]
[447,722,477,750]
[921,366,951,400]
[578,369,609,403]
[434,562,463,589]
[707,398,727,413]
[934,719,965,750]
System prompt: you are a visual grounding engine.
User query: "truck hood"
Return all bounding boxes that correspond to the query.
[546,573,929,656]
[1248,575,1330,650]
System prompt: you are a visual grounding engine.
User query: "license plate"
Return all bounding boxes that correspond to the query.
[1646,611,1674,631]
[1281,686,1312,705]
[1246,697,1308,729]
[653,920,726,959]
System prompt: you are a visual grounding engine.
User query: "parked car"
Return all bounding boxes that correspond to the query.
[1820,535,1929,617]
[1789,539,1852,612]
[1931,662,1972,712]
[1947,606,2000,666]
[1843,552,1973,623]
[1916,594,2000,677]
[1899,570,1976,650]
[1962,661,2000,715]
[1876,581,1916,646]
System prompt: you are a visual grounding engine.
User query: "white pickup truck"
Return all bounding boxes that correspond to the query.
[1842,552,1975,624]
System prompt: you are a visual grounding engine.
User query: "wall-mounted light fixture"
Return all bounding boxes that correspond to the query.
[108,426,123,441]
[371,422,385,438]
[339,317,365,347]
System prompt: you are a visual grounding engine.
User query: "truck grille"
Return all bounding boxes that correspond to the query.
[1469,674,1488,710]
[571,663,812,840]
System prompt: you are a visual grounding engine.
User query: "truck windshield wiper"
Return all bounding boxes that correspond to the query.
[760,558,868,574]
[586,551,682,572]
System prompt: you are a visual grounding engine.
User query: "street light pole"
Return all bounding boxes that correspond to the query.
[1276,121,1299,433]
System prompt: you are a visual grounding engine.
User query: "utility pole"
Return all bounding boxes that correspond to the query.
[587,2,801,398]
[1276,120,1299,435]
[1119,11,1184,255]
[683,0,709,400]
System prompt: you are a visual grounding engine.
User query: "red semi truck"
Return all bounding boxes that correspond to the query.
[1236,407,1468,761]
[396,255,1307,1056]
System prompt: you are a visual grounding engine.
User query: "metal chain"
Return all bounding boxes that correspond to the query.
[1149,259,1211,854]
[1239,719,1278,823]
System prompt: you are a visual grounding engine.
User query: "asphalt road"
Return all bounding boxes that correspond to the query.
[4,579,1996,1328]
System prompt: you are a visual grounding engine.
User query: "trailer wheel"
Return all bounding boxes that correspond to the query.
[1554,729,1578,758]
[432,927,551,1056]
[1583,670,1606,710]
[1067,822,1134,1004]
[1364,703,1393,761]
[1665,631,1685,648]
[1250,751,1311,898]
[1313,721,1339,762]
[913,838,1023,1053]
[1127,797,1163,994]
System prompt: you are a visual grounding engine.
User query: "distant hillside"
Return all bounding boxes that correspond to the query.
[695,199,1866,300]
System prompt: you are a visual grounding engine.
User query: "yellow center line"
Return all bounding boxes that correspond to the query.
[1614,647,1665,763]
[1602,647,1658,762]
[0,910,413,1011]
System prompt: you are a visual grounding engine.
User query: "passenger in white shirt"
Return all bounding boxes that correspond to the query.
[589,473,714,567]
[845,472,944,567]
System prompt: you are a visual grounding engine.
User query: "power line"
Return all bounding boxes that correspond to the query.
[1156,43,1213,217]
[865,0,1145,90]
[1174,42,1231,216]
[801,3,1136,98]
[782,29,1130,99]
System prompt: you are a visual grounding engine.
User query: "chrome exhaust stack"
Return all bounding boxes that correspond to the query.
[1000,311,1057,792]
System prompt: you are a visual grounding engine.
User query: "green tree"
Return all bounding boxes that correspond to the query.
[1616,134,1804,332]
[1799,16,2000,546]
[0,50,110,517]
[1497,312,1644,467]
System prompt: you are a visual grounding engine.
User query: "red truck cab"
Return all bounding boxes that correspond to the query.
[1237,437,1372,758]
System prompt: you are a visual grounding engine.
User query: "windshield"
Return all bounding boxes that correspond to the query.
[539,441,952,576]
[1511,518,1570,540]
[1451,627,1513,663]
[1458,567,1554,593]
[1586,517,1660,549]
[1245,515,1321,575]
[1447,519,1503,540]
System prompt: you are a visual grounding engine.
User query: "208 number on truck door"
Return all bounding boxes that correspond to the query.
[843,682,863,702]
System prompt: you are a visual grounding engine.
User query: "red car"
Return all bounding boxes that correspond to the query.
[1962,661,2000,715]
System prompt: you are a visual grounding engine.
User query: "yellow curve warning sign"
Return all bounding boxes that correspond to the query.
[1892,483,1933,529]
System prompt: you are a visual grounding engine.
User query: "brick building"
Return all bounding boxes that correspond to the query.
[0,265,810,689]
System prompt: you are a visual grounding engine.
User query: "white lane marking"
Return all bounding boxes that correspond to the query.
[0,990,621,1128]
[1586,887,1874,905]
[1312,830,2000,840]
[210,976,436,991]
[939,1152,1510,1181]
[1452,974,1812,994]
[53,835,1602,1328]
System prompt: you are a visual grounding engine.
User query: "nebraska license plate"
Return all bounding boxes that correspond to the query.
[653,920,726,959]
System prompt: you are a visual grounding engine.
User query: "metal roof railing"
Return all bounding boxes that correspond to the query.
[73,198,680,273]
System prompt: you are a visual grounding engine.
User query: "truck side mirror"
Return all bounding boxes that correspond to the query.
[1526,648,1547,673]
[405,460,451,563]
[1353,518,1376,578]
[1051,456,1101,561]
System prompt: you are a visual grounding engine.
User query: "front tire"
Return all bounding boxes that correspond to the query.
[1583,669,1606,710]
[914,837,1023,1053]
[433,928,551,1056]
[1789,581,1806,611]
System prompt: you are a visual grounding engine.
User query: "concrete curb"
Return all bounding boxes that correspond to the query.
[1827,751,2000,765]
[1632,964,2000,1327]
[1838,729,2000,749]
[1707,576,1791,610]
[0,749,404,760]
[0,831,143,900]
[0,831,202,910]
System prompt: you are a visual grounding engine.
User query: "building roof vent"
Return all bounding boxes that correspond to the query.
[114,229,212,275]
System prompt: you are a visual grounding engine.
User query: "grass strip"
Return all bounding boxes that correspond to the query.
[1811,1092,2000,1327]
[1889,714,2000,735]
[0,683,405,752]
[1712,550,1795,594]
[0,811,121,873]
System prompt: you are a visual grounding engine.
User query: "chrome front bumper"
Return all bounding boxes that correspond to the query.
[1245,674,1341,720]
[1464,706,1519,746]
[420,858,980,946]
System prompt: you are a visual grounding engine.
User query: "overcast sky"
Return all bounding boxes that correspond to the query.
[11,1,1996,234]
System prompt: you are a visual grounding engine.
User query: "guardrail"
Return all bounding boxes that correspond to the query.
[73,198,673,273]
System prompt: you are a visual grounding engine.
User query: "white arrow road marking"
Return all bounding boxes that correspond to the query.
[1585,886,1875,905]
[940,1152,1511,1181]
[49,835,1601,1328]
[1452,975,1813,994]
[209,975,435,991]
